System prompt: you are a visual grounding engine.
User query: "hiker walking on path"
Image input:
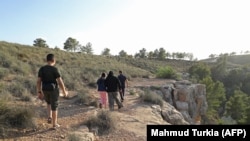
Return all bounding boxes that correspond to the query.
[37,53,68,130]
[104,71,123,111]
[118,70,128,102]
[97,72,107,109]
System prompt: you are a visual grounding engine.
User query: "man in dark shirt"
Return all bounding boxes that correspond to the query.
[104,71,123,111]
[37,53,68,130]
[118,70,128,102]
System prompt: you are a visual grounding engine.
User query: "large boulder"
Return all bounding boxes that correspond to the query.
[160,80,208,124]
[160,102,190,125]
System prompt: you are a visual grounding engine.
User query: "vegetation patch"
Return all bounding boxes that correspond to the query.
[140,88,163,107]
[67,133,82,141]
[84,110,116,135]
[0,99,36,137]
[156,66,179,79]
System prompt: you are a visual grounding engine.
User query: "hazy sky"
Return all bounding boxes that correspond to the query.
[1,0,250,60]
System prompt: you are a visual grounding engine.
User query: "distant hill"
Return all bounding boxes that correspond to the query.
[200,54,250,69]
[227,54,250,65]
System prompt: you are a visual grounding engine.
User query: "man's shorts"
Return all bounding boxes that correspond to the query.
[43,88,59,111]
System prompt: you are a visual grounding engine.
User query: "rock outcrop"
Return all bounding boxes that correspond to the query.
[160,102,190,125]
[160,80,208,124]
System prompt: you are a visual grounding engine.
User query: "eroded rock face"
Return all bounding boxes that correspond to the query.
[160,102,190,125]
[160,80,207,124]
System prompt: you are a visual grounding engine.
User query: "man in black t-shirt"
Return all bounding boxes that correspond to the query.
[37,53,68,130]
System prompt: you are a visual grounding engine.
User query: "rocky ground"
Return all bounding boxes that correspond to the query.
[1,78,171,141]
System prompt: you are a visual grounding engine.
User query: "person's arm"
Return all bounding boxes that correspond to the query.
[37,77,42,92]
[36,77,43,99]
[97,78,100,90]
[37,67,44,98]
[126,78,129,87]
[57,77,68,97]
[117,78,122,91]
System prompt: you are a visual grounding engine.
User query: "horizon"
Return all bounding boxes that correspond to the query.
[1,0,250,60]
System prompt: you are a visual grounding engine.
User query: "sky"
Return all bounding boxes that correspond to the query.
[0,0,250,60]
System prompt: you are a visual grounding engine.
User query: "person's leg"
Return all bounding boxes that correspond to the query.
[52,110,58,127]
[119,90,124,101]
[43,91,52,123]
[104,92,107,109]
[47,104,52,117]
[112,92,123,109]
[122,87,125,98]
[47,104,52,123]
[108,92,114,111]
[99,91,103,108]
[51,89,59,128]
[100,91,107,109]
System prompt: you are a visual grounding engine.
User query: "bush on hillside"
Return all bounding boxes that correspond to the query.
[75,88,98,107]
[3,106,36,128]
[156,66,178,79]
[0,83,5,93]
[0,68,8,79]
[140,88,163,107]
[8,82,25,97]
[67,133,82,141]
[0,99,36,136]
[84,110,116,135]
[20,89,32,102]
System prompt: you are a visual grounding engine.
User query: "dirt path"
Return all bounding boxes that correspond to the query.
[2,78,170,141]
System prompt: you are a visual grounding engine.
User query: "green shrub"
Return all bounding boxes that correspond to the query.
[23,79,37,95]
[3,106,36,128]
[0,103,36,135]
[0,91,13,102]
[21,89,32,102]
[0,52,13,68]
[75,89,97,106]
[8,82,25,97]
[140,88,163,107]
[10,61,32,75]
[0,99,8,116]
[0,68,8,79]
[156,66,178,79]
[0,82,5,93]
[85,110,116,135]
[67,133,82,141]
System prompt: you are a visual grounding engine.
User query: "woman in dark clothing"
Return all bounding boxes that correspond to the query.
[97,72,107,109]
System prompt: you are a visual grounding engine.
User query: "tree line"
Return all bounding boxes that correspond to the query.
[33,37,195,61]
[33,37,250,60]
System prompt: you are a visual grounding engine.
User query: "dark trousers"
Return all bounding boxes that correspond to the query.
[107,92,123,111]
[120,87,125,100]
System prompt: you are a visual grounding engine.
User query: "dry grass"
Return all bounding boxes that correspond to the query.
[84,110,116,135]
